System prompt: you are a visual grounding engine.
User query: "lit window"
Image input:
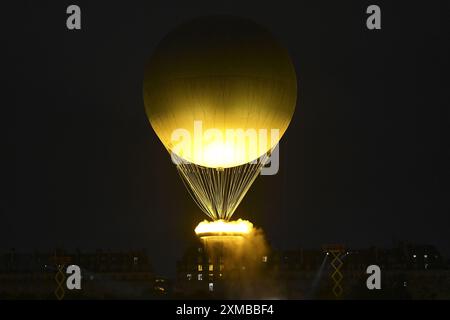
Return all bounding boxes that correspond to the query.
[262,256,268,263]
[198,265,203,271]
[208,282,214,292]
[198,274,203,281]
[133,257,138,265]
[198,247,202,253]
[187,273,192,281]
[413,254,417,258]
[209,264,213,271]
[219,273,222,277]
[424,255,428,258]
[209,273,213,278]
[219,264,224,271]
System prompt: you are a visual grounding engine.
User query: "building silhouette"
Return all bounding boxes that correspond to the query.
[1,242,449,299]
[175,241,450,299]
[0,249,169,299]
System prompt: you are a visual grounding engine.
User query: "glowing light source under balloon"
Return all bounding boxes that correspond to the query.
[195,219,254,238]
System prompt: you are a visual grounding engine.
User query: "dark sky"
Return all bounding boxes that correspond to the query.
[5,0,450,276]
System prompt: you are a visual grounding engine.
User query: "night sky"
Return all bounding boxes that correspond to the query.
[6,0,450,276]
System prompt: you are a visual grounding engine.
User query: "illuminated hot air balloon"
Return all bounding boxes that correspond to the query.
[143,16,297,225]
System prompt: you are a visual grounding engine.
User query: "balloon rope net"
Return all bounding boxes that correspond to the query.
[174,154,270,221]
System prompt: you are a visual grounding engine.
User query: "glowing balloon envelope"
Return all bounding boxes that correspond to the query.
[143,15,297,169]
[143,16,297,221]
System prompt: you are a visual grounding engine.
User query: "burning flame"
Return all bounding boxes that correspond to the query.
[195,219,254,237]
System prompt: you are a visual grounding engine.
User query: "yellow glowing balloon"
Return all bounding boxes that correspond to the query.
[144,16,297,168]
